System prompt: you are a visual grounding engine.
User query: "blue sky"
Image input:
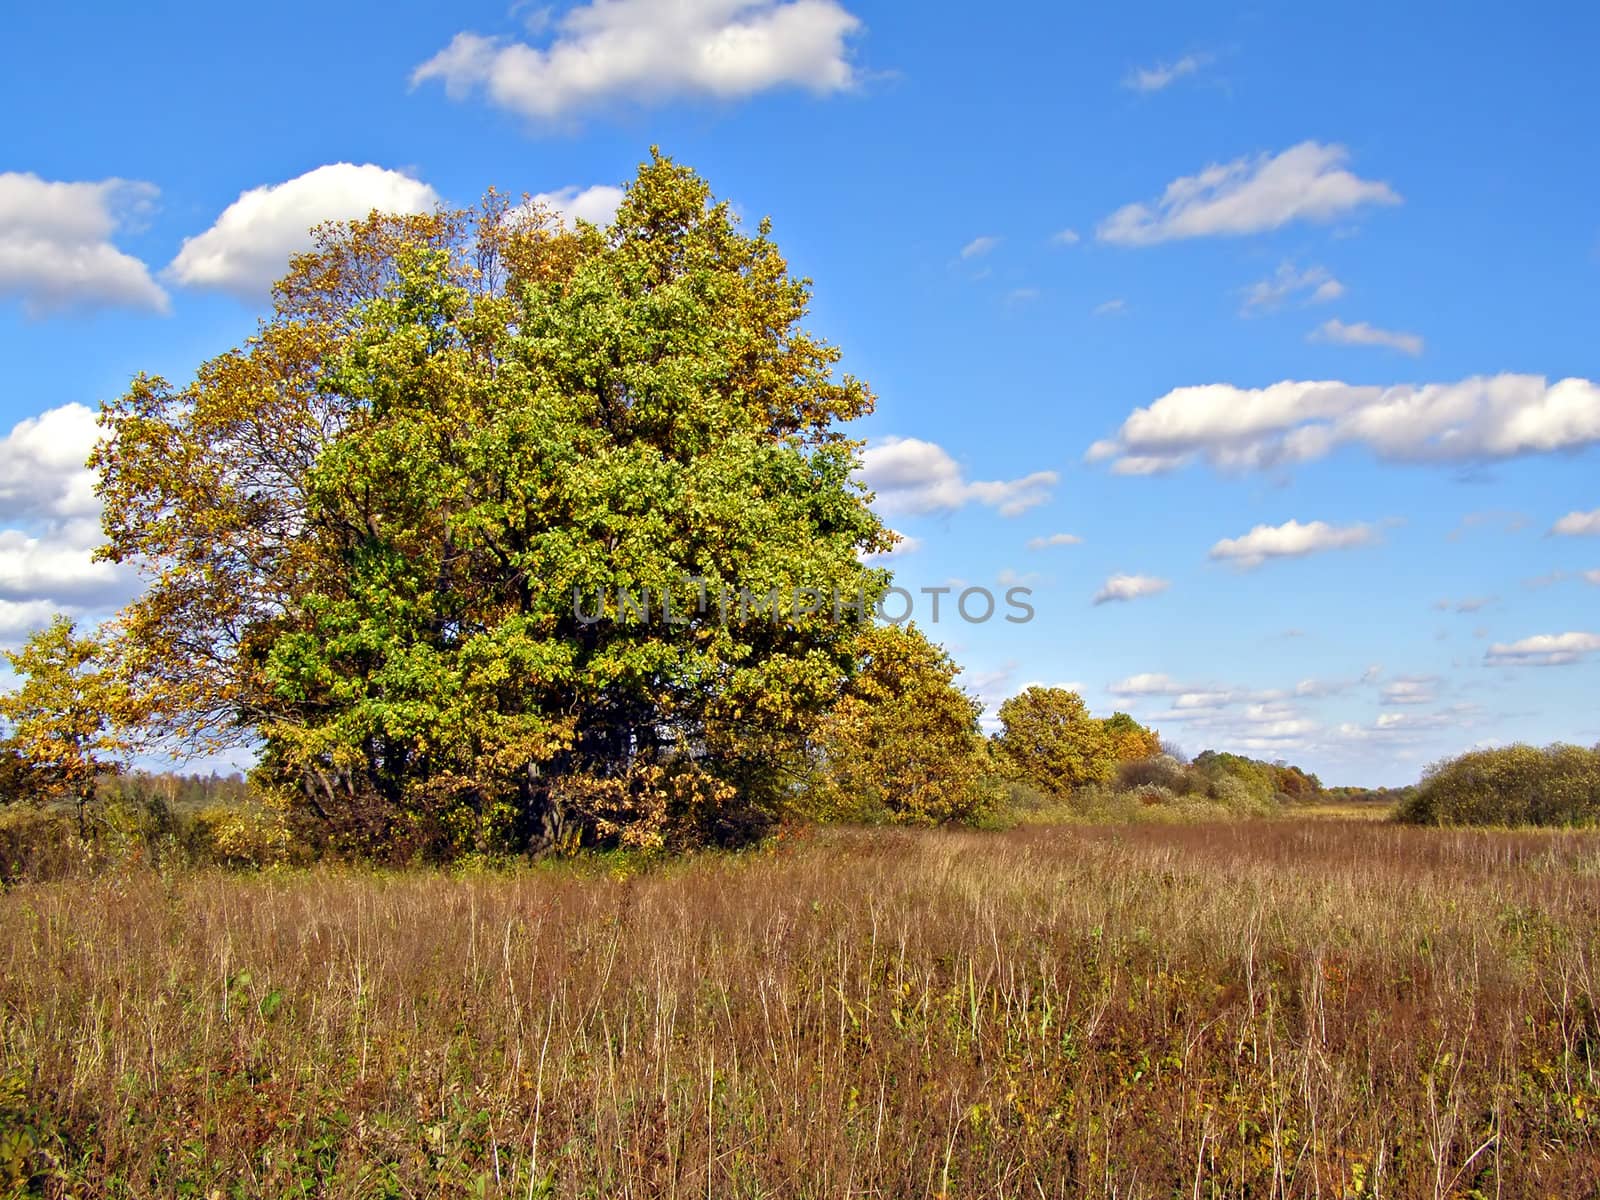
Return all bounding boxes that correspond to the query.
[1,0,1597,784]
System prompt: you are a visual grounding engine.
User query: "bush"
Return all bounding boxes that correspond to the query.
[189,804,296,868]
[0,807,82,884]
[1116,755,1191,794]
[1397,743,1600,827]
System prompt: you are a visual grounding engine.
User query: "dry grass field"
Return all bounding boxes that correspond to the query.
[4,821,1599,1197]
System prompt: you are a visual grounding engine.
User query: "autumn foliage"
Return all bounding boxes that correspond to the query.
[90,152,892,858]
[806,624,992,825]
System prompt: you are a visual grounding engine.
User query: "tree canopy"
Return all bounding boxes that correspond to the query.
[993,686,1118,796]
[807,624,991,825]
[0,617,126,834]
[93,152,893,857]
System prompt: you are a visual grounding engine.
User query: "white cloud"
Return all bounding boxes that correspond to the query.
[1339,706,1478,741]
[1109,672,1186,697]
[0,172,167,315]
[1105,668,1400,756]
[1027,532,1083,550]
[1093,573,1170,605]
[1310,318,1424,356]
[0,404,103,520]
[1294,676,1358,698]
[1051,229,1080,247]
[413,0,862,122]
[0,520,130,605]
[1552,509,1600,536]
[0,406,137,646]
[1209,519,1377,568]
[1486,632,1600,667]
[168,164,442,300]
[1381,676,1437,706]
[1586,570,1600,586]
[961,235,1000,260]
[1433,596,1494,614]
[1123,53,1211,93]
[1093,298,1127,317]
[859,437,1057,517]
[860,531,922,564]
[1096,142,1400,246]
[525,184,625,228]
[959,663,1020,730]
[1087,374,1600,476]
[0,599,65,646]
[1240,262,1344,314]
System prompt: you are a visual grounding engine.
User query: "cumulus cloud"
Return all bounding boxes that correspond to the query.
[1240,261,1343,314]
[0,599,65,646]
[1093,298,1128,317]
[1552,509,1600,536]
[413,0,863,122]
[1310,318,1424,356]
[0,172,167,315]
[1086,374,1600,476]
[1051,229,1080,247]
[859,437,1057,517]
[1096,142,1400,246]
[1123,53,1211,93]
[524,184,625,228]
[1486,632,1600,667]
[0,405,138,646]
[0,404,103,520]
[0,520,132,607]
[1027,532,1083,550]
[960,235,1000,260]
[1093,574,1170,605]
[1209,519,1377,568]
[168,164,442,300]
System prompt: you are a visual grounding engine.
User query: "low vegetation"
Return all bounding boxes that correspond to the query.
[1398,743,1600,828]
[3,821,1597,1196]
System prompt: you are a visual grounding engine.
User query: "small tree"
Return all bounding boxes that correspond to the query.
[0,617,128,836]
[808,625,991,825]
[1102,711,1161,763]
[994,686,1115,797]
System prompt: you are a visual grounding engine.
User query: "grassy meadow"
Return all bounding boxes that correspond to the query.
[4,819,1599,1197]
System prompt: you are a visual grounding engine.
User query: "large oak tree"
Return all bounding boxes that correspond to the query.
[95,152,892,857]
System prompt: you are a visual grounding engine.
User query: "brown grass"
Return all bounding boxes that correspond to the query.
[3,821,1599,1197]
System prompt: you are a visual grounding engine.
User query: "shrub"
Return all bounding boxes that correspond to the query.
[1397,743,1600,827]
[1116,754,1191,794]
[0,806,82,884]
[189,803,296,868]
